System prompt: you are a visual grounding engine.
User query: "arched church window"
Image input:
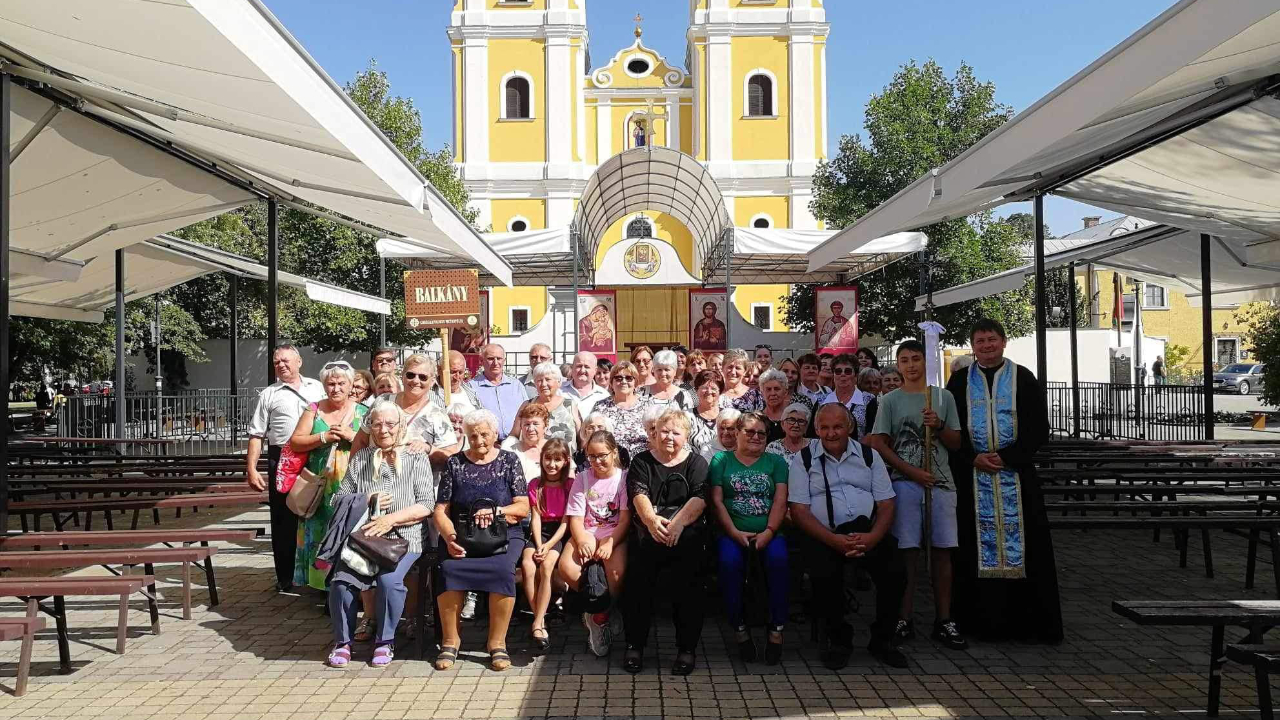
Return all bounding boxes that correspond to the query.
[747,74,773,117]
[753,216,772,229]
[504,77,531,119]
[626,217,653,239]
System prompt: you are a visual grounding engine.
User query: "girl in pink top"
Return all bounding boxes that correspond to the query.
[559,430,631,657]
[520,439,572,652]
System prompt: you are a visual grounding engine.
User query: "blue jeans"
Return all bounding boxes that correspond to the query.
[329,550,421,646]
[717,534,789,629]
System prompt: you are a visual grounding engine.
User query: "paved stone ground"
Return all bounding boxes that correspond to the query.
[0,502,1274,718]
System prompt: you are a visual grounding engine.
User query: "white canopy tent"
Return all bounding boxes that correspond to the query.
[806,1,1280,270]
[914,224,1280,311]
[0,0,511,284]
[11,234,390,324]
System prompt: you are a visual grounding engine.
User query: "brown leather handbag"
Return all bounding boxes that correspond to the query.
[347,523,408,571]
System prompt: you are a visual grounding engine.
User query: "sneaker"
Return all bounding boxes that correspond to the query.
[583,611,612,657]
[868,638,909,669]
[932,619,969,650]
[892,619,915,644]
[461,592,478,621]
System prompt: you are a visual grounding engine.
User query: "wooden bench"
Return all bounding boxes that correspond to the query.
[9,492,267,531]
[0,529,261,608]
[1226,644,1280,720]
[0,576,157,673]
[1114,600,1280,717]
[0,617,46,696]
[0,547,220,619]
[1053,516,1280,594]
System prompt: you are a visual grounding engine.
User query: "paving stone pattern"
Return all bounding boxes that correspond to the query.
[0,504,1274,718]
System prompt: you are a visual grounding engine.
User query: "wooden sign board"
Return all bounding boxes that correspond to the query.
[403,269,481,330]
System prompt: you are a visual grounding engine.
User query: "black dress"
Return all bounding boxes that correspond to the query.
[622,450,710,652]
[947,362,1063,644]
[437,450,528,597]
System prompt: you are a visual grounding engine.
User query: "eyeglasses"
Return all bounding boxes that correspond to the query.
[783,417,807,425]
[404,371,431,381]
[323,361,352,371]
[612,376,636,383]
[741,429,768,438]
[832,367,857,375]
[369,421,400,431]
[586,452,612,462]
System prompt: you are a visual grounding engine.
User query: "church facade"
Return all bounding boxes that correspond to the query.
[448,0,829,350]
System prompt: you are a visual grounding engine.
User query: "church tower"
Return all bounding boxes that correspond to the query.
[449,0,589,233]
[687,0,829,230]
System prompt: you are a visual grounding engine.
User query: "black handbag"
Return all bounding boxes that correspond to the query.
[452,497,509,558]
[639,456,696,543]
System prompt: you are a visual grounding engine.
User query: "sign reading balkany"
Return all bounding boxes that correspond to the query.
[403,269,481,330]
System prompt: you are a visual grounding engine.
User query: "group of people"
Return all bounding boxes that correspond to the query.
[247,320,1062,674]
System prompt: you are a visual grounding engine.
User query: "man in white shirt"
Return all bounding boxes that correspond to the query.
[246,345,325,593]
[430,350,480,412]
[788,404,906,670]
[561,351,607,419]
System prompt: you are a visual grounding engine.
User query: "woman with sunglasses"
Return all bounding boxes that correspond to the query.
[289,361,369,590]
[592,361,652,458]
[709,412,790,665]
[765,403,811,467]
[817,353,875,440]
[353,354,459,466]
[630,345,657,388]
[621,408,709,674]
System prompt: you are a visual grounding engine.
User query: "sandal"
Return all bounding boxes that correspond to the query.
[531,626,550,653]
[488,647,512,672]
[353,617,374,642]
[371,644,394,668]
[326,644,352,669]
[434,645,459,671]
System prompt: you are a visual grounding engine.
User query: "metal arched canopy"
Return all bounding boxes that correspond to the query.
[571,146,732,282]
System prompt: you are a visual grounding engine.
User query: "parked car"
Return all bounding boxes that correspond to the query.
[1213,363,1266,395]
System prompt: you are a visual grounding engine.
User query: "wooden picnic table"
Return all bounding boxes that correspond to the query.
[0,529,261,549]
[10,492,267,532]
[1114,599,1280,716]
[0,575,157,673]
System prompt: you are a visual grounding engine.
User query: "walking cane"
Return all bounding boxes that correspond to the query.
[923,385,934,575]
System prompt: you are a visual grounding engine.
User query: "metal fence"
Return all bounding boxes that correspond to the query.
[58,391,260,455]
[1047,381,1208,441]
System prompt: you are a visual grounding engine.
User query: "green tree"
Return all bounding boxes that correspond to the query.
[784,60,1031,345]
[1238,304,1280,405]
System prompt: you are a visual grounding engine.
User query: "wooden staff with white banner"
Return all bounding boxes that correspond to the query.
[917,319,945,576]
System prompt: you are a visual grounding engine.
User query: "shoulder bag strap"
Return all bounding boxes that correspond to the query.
[818,454,837,532]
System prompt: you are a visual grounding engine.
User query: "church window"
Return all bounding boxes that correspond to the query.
[626,58,651,76]
[751,214,773,229]
[504,76,531,119]
[752,304,774,330]
[747,74,773,117]
[626,217,653,238]
[510,307,530,334]
[509,218,528,233]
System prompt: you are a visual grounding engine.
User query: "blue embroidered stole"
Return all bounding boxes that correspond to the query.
[967,360,1027,579]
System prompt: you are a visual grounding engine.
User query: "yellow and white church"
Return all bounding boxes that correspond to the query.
[422,0,920,358]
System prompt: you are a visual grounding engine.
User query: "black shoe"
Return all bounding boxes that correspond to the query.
[868,638,909,668]
[892,619,915,644]
[820,642,851,670]
[671,650,696,676]
[765,641,783,665]
[276,582,296,595]
[623,645,644,674]
[932,619,968,650]
[735,627,757,663]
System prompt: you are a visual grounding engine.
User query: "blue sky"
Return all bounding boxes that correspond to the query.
[268,0,1175,237]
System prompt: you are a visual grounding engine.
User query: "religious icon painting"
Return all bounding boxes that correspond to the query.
[577,290,618,359]
[449,290,490,353]
[815,286,859,354]
[689,288,729,352]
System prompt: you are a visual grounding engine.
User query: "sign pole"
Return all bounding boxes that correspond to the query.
[441,335,452,408]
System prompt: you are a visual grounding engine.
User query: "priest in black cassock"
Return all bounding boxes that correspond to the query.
[946,318,1063,644]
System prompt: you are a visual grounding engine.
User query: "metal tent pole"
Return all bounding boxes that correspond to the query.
[379,257,387,346]
[1133,281,1145,437]
[1201,234,1215,440]
[724,229,733,351]
[267,199,279,383]
[572,229,580,352]
[114,249,126,443]
[1068,262,1081,437]
[154,294,162,442]
[0,73,11,532]
[1033,194,1048,382]
[229,275,239,445]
